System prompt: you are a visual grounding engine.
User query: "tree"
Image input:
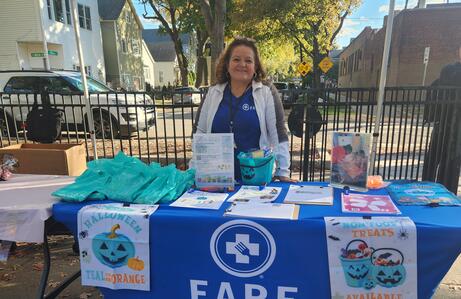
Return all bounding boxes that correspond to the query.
[230,0,360,87]
[141,0,193,86]
[197,0,227,83]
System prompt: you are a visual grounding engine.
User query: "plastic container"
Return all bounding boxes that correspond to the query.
[237,152,274,185]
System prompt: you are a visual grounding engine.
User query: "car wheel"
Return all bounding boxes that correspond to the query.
[0,112,17,138]
[91,111,120,139]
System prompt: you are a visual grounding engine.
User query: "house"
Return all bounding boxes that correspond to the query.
[143,29,196,88]
[338,3,461,87]
[0,0,106,82]
[98,0,144,91]
[142,40,156,91]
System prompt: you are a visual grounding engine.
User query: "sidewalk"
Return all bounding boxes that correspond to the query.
[0,235,460,298]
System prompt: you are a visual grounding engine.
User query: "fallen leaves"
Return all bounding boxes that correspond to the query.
[79,292,92,299]
[32,262,44,271]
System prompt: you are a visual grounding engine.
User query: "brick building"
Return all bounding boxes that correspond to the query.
[338,3,461,88]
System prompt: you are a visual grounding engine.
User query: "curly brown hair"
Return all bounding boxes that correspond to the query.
[215,37,266,84]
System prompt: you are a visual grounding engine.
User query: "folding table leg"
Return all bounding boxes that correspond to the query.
[36,221,81,299]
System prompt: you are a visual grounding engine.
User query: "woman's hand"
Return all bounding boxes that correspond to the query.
[273,175,298,183]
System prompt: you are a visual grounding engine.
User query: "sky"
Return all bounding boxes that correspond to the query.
[134,0,453,48]
[336,0,450,48]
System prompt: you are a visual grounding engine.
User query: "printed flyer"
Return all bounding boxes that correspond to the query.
[192,133,234,189]
[325,217,417,298]
[77,203,158,290]
[342,194,401,214]
[331,132,371,191]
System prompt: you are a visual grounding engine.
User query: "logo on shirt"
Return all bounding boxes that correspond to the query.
[210,220,276,277]
[242,103,255,111]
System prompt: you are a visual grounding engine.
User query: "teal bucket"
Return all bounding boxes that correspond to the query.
[339,256,372,287]
[238,153,275,185]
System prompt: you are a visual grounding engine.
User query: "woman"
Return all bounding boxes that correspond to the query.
[195,37,295,183]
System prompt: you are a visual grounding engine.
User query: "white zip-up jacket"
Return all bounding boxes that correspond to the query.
[195,80,290,177]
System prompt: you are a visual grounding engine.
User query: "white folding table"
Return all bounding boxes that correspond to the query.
[0,174,79,299]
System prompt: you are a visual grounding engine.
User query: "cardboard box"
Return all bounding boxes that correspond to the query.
[0,143,87,176]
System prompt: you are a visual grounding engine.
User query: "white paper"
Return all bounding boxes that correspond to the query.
[192,133,234,189]
[284,185,333,205]
[224,202,297,220]
[227,186,282,203]
[170,190,229,210]
[325,217,417,298]
[78,203,158,291]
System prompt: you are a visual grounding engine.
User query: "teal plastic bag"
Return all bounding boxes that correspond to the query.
[53,152,195,204]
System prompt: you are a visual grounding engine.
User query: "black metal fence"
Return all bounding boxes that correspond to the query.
[1,87,460,184]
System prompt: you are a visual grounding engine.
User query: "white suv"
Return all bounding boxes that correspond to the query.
[0,70,156,138]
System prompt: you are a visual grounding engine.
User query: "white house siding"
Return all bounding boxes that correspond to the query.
[0,0,105,82]
[0,0,42,70]
[141,40,155,89]
[155,61,178,88]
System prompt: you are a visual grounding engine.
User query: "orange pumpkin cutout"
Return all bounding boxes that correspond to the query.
[127,257,144,271]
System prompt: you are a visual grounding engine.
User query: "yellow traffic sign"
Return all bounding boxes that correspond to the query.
[318,57,334,73]
[297,61,311,76]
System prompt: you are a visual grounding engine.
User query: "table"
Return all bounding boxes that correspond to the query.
[52,182,461,298]
[0,174,80,299]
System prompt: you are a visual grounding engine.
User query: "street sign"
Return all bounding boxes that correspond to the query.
[297,61,311,76]
[423,47,430,64]
[318,57,334,73]
[31,50,57,58]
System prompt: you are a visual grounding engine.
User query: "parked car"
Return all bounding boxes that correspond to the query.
[172,86,202,105]
[0,70,156,138]
[273,81,298,104]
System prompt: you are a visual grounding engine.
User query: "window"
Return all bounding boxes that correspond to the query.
[132,39,140,56]
[64,0,71,24]
[159,71,164,83]
[84,6,91,30]
[47,0,53,20]
[78,4,84,28]
[78,4,91,30]
[4,77,41,93]
[121,39,128,53]
[144,66,150,80]
[85,66,92,77]
[53,0,64,23]
[125,11,131,23]
[43,77,75,93]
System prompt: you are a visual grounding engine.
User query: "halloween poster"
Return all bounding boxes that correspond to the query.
[331,132,371,191]
[77,203,158,290]
[325,217,417,298]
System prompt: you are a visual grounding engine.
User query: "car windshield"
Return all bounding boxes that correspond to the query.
[63,75,112,93]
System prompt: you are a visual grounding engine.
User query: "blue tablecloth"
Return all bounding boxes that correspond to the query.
[52,182,461,298]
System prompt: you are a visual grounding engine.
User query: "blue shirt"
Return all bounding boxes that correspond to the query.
[211,85,261,180]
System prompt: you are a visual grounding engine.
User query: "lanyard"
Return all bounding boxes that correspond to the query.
[227,83,252,134]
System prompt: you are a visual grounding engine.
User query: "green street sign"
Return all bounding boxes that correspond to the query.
[31,51,58,57]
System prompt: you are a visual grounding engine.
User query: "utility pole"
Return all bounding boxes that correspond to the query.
[370,0,395,174]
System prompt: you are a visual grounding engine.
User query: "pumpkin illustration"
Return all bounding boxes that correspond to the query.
[128,257,145,271]
[241,167,255,180]
[339,239,372,288]
[371,248,406,288]
[92,224,135,268]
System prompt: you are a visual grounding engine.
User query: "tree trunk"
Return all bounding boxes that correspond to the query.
[198,0,226,84]
[172,35,189,86]
[195,29,208,87]
[311,37,322,89]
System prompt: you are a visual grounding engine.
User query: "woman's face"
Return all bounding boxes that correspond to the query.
[228,45,256,84]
